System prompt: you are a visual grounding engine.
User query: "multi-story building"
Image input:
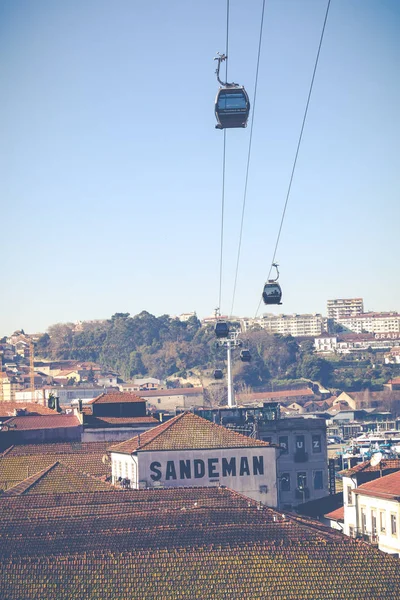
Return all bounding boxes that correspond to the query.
[327,298,364,321]
[109,411,278,507]
[327,460,400,556]
[337,312,400,334]
[259,313,326,337]
[187,405,328,509]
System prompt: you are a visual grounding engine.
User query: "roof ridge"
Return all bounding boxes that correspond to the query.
[0,445,15,458]
[138,412,187,450]
[3,461,60,496]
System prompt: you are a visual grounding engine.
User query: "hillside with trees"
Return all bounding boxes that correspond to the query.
[34,312,395,393]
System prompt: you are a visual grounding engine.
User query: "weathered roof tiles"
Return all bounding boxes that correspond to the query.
[109,411,271,454]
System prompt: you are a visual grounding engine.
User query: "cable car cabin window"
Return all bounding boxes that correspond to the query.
[217,92,248,111]
[262,283,282,305]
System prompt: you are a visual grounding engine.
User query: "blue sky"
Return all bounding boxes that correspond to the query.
[1,0,399,336]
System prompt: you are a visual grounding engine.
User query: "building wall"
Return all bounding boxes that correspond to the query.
[327,298,364,321]
[355,493,400,556]
[144,392,204,412]
[15,387,104,406]
[6,426,82,445]
[342,475,358,537]
[258,418,328,509]
[82,427,153,443]
[259,314,325,337]
[111,447,278,506]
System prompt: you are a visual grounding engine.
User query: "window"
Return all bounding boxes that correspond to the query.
[349,526,355,538]
[347,486,353,505]
[295,435,305,452]
[157,399,161,404]
[391,514,397,536]
[280,473,290,492]
[312,434,321,453]
[380,511,386,533]
[279,436,288,453]
[361,507,367,534]
[313,470,323,490]
[297,472,307,489]
[371,510,377,535]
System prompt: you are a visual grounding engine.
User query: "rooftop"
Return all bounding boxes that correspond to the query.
[109,411,270,454]
[2,461,113,496]
[0,487,399,599]
[341,459,400,477]
[83,415,159,428]
[0,402,58,417]
[2,414,81,431]
[354,469,400,500]
[88,392,145,404]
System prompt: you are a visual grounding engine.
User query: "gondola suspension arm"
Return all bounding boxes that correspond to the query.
[214,53,238,88]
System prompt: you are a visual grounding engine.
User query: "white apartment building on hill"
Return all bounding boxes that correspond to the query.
[327,298,364,321]
[258,313,326,337]
[338,312,400,334]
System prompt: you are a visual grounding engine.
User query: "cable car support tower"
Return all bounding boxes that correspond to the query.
[215,327,242,408]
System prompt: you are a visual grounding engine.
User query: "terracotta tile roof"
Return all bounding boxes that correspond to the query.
[325,506,345,521]
[88,392,145,404]
[2,461,113,496]
[0,442,113,489]
[2,441,113,456]
[138,387,203,397]
[109,412,271,454]
[354,470,400,500]
[84,415,159,428]
[0,487,400,598]
[0,402,57,417]
[2,414,81,430]
[341,459,400,477]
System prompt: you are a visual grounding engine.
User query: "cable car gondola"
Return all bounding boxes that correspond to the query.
[214,53,250,130]
[262,263,282,306]
[214,369,223,380]
[215,320,230,338]
[240,349,251,362]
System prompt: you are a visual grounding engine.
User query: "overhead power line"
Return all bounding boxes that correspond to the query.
[217,0,230,314]
[230,0,266,318]
[255,0,332,318]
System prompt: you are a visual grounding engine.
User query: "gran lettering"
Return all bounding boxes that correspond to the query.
[149,455,264,482]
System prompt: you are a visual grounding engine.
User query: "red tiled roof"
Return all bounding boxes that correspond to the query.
[354,470,400,500]
[341,459,400,477]
[88,392,145,404]
[1,487,400,598]
[325,506,344,521]
[84,416,159,428]
[2,461,113,496]
[3,414,81,431]
[0,402,57,417]
[138,387,203,397]
[109,412,271,454]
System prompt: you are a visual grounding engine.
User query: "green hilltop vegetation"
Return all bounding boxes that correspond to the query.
[35,311,395,393]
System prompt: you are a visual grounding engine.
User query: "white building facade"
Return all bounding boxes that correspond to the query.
[110,412,278,506]
[327,298,364,321]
